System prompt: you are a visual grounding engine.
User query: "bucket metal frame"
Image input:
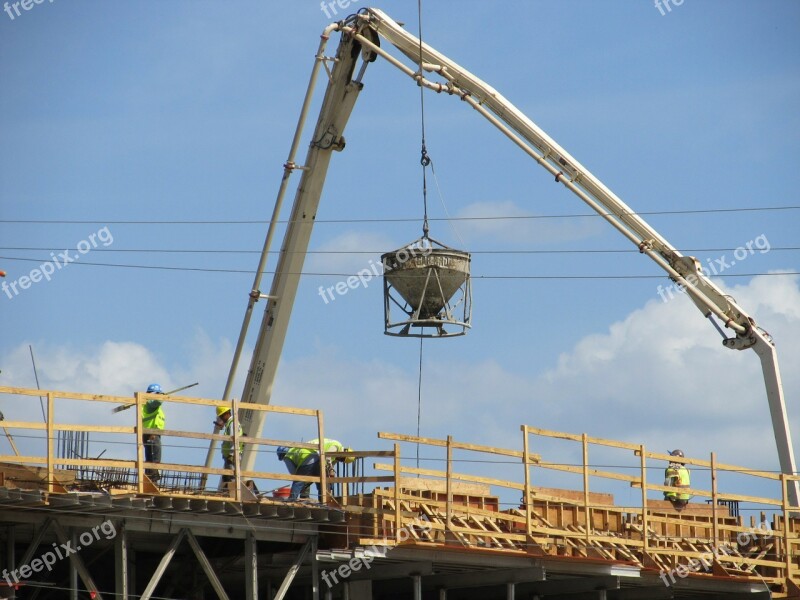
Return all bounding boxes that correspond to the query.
[382,237,472,338]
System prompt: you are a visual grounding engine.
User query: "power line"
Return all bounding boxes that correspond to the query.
[1,205,798,225]
[2,246,798,255]
[0,255,797,279]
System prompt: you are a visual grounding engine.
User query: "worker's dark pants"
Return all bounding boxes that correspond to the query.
[144,435,161,481]
[668,497,689,511]
[221,455,237,485]
[290,456,321,501]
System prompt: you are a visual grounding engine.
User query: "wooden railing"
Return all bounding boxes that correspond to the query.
[0,386,386,503]
[2,386,798,594]
[360,427,800,596]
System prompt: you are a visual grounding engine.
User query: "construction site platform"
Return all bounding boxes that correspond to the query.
[0,385,797,599]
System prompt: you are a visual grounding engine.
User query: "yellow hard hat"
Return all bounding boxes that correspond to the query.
[216,405,231,417]
[343,447,356,464]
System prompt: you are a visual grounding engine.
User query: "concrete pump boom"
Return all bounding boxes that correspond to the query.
[231,8,797,505]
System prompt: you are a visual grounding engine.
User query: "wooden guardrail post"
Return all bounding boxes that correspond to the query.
[582,433,590,546]
[232,397,241,503]
[446,435,453,539]
[522,426,532,544]
[394,443,401,543]
[46,392,54,493]
[317,411,326,504]
[135,392,144,494]
[782,474,792,581]
[711,452,719,545]
[639,444,648,554]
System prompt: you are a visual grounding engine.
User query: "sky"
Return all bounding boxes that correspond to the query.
[1,1,799,510]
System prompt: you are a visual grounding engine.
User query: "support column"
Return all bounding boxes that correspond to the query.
[506,582,515,600]
[412,574,422,600]
[311,536,319,600]
[69,529,78,600]
[245,531,258,600]
[6,525,15,600]
[115,521,128,600]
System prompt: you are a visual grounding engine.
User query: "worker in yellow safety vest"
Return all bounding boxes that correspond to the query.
[215,404,243,486]
[277,438,354,501]
[142,383,165,483]
[664,449,691,511]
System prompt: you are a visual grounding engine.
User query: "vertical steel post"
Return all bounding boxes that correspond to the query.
[115,521,128,600]
[245,531,258,600]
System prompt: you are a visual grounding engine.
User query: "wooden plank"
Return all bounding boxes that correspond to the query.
[639,448,781,480]
[378,431,536,460]
[640,483,781,506]
[522,425,533,541]
[0,386,130,403]
[536,461,640,484]
[55,457,138,469]
[640,443,648,555]
[397,476,491,496]
[57,424,134,433]
[0,386,319,414]
[374,489,527,525]
[46,393,54,494]
[646,547,784,569]
[393,444,401,543]
[0,421,47,430]
[0,455,47,465]
[524,426,640,451]
[136,392,145,494]
[329,475,396,484]
[374,463,525,491]
[328,450,396,458]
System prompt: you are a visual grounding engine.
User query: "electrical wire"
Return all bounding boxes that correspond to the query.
[1,255,796,278]
[1,204,798,225]
[2,246,799,254]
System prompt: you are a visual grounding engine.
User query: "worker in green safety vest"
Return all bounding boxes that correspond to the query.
[664,449,691,511]
[277,438,354,501]
[215,404,243,487]
[142,383,165,483]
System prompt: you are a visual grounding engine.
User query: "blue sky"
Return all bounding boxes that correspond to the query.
[1,1,799,506]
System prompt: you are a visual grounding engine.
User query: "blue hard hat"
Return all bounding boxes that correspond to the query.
[146,383,163,394]
[276,446,288,460]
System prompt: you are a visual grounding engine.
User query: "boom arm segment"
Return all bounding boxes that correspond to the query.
[237,9,797,504]
[238,25,370,471]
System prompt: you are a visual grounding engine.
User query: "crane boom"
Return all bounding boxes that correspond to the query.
[236,9,797,504]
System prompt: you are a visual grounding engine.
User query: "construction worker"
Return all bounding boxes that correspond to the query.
[142,383,165,483]
[664,449,691,511]
[277,438,354,501]
[216,405,243,486]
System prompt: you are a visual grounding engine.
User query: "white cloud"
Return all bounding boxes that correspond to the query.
[455,199,603,245]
